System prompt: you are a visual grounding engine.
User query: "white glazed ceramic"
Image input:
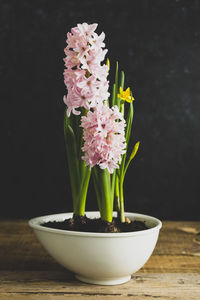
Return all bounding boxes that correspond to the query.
[29,211,162,285]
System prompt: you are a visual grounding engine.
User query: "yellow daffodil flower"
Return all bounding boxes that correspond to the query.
[117,87,134,103]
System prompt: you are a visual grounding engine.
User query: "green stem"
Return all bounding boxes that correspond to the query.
[92,167,102,213]
[123,160,131,177]
[119,180,125,223]
[112,84,116,107]
[119,71,125,115]
[121,102,125,116]
[99,169,113,222]
[111,170,116,208]
[115,174,120,213]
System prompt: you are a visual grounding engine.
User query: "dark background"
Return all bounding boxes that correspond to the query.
[1,0,200,220]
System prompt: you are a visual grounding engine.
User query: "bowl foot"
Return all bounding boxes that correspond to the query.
[75,274,131,285]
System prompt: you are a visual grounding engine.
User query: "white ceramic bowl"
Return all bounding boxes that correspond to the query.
[29,211,162,285]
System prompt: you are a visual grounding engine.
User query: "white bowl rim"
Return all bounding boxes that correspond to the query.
[28,211,162,238]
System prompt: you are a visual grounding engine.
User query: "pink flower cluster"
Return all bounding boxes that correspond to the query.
[81,105,126,173]
[63,23,110,117]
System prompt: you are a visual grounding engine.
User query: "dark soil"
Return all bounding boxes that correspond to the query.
[41,215,149,233]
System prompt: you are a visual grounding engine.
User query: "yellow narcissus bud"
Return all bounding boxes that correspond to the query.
[117,87,134,103]
[130,141,140,160]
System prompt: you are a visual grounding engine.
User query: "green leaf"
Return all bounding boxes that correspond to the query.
[118,100,133,182]
[115,61,119,90]
[112,83,116,107]
[64,108,70,135]
[125,101,134,146]
[75,164,91,216]
[64,110,80,207]
[119,71,125,115]
[114,173,120,212]
[119,71,125,90]
[115,62,120,109]
[92,167,102,213]
[111,169,116,207]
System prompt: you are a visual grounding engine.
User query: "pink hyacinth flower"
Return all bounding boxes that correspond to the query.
[81,105,126,173]
[63,23,109,116]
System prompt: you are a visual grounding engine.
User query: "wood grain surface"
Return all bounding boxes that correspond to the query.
[0,220,200,299]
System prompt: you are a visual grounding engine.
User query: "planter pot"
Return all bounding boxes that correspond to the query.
[29,211,162,285]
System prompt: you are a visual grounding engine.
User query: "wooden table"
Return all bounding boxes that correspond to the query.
[0,220,200,299]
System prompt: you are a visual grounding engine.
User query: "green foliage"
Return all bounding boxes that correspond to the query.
[64,108,91,216]
[111,63,139,222]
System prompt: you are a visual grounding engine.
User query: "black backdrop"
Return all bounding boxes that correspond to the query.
[1,0,200,220]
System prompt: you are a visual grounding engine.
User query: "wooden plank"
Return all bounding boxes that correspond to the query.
[0,272,200,299]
